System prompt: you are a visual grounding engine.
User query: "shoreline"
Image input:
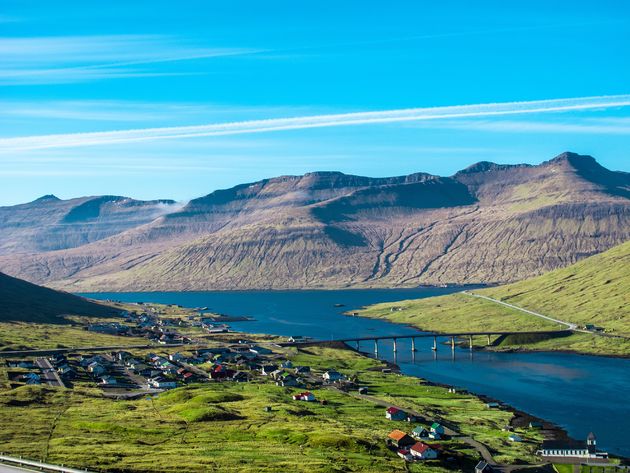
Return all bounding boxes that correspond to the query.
[383,318,630,360]
[478,344,630,360]
[341,342,629,463]
[77,284,486,295]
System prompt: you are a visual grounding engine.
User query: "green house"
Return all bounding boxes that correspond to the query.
[431,422,445,434]
[411,426,429,439]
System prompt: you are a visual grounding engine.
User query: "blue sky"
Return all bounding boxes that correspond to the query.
[1,0,629,205]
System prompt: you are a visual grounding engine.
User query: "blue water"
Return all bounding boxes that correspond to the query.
[84,288,630,457]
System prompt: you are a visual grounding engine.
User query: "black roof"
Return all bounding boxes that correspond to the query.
[541,439,587,449]
[475,461,493,472]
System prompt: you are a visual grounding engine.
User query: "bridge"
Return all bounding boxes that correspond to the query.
[282,330,571,354]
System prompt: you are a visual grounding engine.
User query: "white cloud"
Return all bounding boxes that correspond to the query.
[421,117,630,134]
[1,95,630,152]
[0,35,260,85]
[0,100,312,124]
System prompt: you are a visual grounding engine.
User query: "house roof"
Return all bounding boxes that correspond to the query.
[410,442,432,454]
[412,426,427,433]
[541,439,587,449]
[388,430,410,441]
[386,407,401,414]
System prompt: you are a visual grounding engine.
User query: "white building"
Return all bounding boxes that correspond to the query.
[409,442,438,460]
[537,433,608,460]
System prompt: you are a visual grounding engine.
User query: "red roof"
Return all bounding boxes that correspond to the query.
[388,429,409,441]
[387,407,400,414]
[410,442,432,454]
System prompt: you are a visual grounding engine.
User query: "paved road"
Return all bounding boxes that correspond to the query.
[0,465,37,473]
[332,387,496,465]
[0,456,93,473]
[35,358,65,388]
[463,292,577,330]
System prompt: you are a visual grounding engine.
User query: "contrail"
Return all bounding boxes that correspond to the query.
[1,95,629,152]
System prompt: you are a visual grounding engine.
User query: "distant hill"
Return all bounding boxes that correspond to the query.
[0,194,179,255]
[0,272,118,323]
[359,239,630,337]
[0,152,629,291]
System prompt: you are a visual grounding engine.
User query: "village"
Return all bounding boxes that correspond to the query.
[0,302,616,471]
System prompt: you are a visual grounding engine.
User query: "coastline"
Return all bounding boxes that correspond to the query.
[342,342,628,463]
[478,344,630,360]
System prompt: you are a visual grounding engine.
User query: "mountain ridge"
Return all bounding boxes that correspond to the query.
[0,151,628,291]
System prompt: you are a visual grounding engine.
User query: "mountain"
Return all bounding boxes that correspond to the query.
[0,271,118,323]
[0,152,628,291]
[0,194,179,255]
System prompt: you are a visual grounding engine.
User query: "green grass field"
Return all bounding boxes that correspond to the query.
[0,346,543,472]
[358,240,630,356]
[0,321,149,351]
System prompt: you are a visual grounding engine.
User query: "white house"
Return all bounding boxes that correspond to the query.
[409,442,438,460]
[537,433,608,460]
[147,377,177,389]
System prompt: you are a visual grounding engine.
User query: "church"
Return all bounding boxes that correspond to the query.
[537,433,608,461]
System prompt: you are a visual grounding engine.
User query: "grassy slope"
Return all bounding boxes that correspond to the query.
[359,240,630,356]
[0,347,543,472]
[483,239,630,335]
[0,272,118,323]
[0,321,149,351]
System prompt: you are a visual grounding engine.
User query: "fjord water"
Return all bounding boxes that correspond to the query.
[85,289,630,457]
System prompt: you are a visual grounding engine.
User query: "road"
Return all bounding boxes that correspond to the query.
[463,292,577,330]
[332,387,496,465]
[35,358,65,388]
[0,456,94,473]
[0,465,37,473]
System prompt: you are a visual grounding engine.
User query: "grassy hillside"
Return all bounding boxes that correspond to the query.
[359,240,630,356]
[0,272,118,323]
[0,347,544,472]
[483,239,630,335]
